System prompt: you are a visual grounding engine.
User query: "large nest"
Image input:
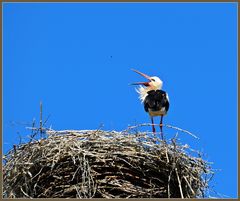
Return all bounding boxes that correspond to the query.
[3,128,213,198]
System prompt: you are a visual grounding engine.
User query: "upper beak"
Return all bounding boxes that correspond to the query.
[131,69,152,86]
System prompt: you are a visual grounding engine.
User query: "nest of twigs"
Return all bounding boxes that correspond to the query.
[3,128,213,198]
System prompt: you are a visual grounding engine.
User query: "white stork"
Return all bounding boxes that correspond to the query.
[131,69,170,138]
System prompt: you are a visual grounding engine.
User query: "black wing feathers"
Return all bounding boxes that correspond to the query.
[144,90,169,112]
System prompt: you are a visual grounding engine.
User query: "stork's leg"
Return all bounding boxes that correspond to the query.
[160,115,164,140]
[151,116,156,133]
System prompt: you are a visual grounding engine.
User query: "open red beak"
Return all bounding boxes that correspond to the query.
[131,69,152,86]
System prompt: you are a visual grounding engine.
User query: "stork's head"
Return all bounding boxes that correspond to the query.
[131,69,163,90]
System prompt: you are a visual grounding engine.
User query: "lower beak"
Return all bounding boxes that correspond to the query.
[131,82,150,87]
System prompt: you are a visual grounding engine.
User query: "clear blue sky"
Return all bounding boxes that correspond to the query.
[3,2,237,198]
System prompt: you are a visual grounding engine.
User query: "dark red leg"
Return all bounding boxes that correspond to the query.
[151,116,156,133]
[160,115,164,140]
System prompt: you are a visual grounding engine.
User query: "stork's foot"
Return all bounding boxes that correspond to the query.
[159,124,164,140]
[151,117,156,133]
[160,132,164,140]
[159,116,164,140]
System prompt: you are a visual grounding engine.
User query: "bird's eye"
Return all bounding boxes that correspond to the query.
[151,79,155,82]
